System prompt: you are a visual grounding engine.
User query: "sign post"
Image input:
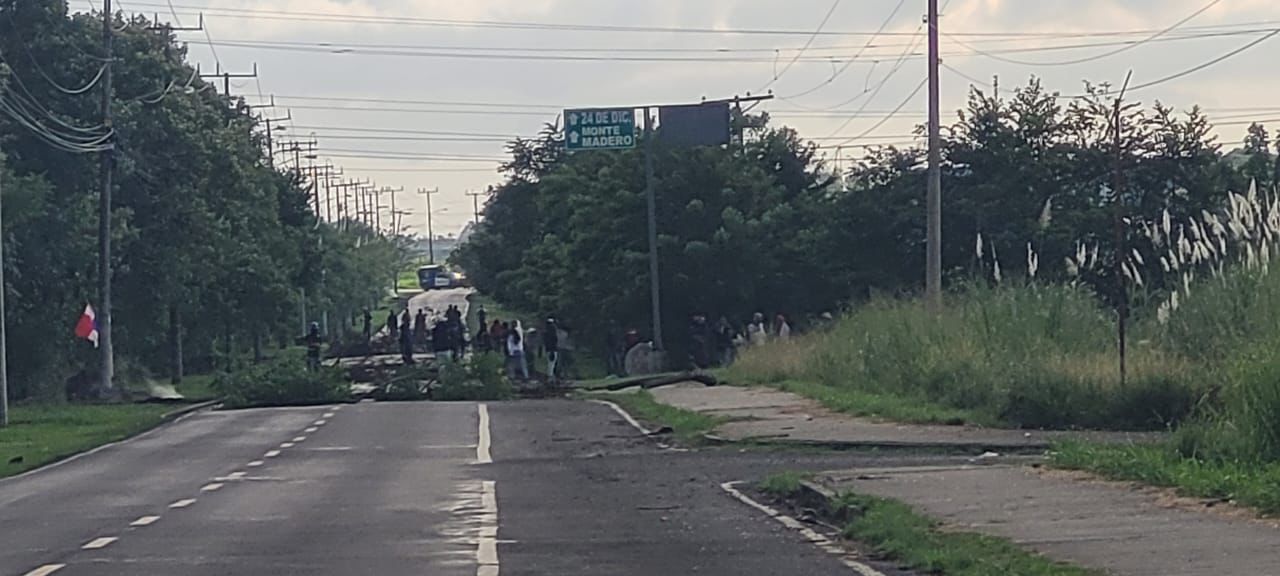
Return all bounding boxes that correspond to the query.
[563,95,770,368]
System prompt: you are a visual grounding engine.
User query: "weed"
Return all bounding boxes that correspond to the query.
[759,471,812,498]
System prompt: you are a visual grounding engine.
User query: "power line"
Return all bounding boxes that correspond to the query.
[123,2,1280,39]
[830,76,928,148]
[945,0,1223,67]
[757,0,842,93]
[779,0,908,100]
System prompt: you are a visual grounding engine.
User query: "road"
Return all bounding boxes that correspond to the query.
[0,399,949,575]
[406,287,471,325]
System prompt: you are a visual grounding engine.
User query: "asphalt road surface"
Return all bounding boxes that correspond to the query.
[0,399,950,575]
[407,287,470,324]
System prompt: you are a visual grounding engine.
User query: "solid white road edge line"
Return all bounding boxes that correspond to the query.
[588,399,653,436]
[476,403,492,464]
[81,537,118,550]
[477,480,499,576]
[130,515,161,527]
[719,481,886,576]
[22,564,66,576]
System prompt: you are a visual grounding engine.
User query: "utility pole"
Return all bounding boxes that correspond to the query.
[466,189,485,224]
[642,108,664,351]
[381,186,403,236]
[0,154,8,425]
[925,0,943,310]
[1112,71,1133,389]
[98,0,116,395]
[419,188,438,263]
[198,62,257,97]
[258,110,290,168]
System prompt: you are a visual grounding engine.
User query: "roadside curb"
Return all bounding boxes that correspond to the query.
[160,399,221,421]
[700,432,1051,453]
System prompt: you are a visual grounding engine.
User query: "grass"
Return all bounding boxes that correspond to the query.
[759,471,812,498]
[0,403,175,478]
[728,282,1203,431]
[827,491,1101,576]
[767,379,989,426]
[1051,442,1280,516]
[589,390,724,443]
[177,373,218,401]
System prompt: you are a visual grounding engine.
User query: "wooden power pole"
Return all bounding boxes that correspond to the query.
[925,0,943,310]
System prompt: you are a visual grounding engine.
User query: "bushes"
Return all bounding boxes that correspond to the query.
[433,353,514,402]
[214,357,350,409]
[729,283,1203,430]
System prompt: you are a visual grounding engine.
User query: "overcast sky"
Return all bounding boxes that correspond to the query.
[104,0,1280,235]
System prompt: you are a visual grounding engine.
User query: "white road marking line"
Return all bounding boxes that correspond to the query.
[589,399,653,435]
[82,537,118,550]
[169,499,197,509]
[280,442,295,448]
[201,483,224,492]
[323,412,336,418]
[293,436,306,442]
[23,564,65,576]
[247,460,264,467]
[227,471,246,480]
[476,480,500,576]
[720,481,886,576]
[130,515,161,527]
[264,450,281,458]
[304,426,319,433]
[476,403,492,464]
[314,420,327,426]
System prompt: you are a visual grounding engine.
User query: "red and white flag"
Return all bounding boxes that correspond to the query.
[74,304,99,348]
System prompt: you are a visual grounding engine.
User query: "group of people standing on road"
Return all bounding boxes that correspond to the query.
[689,312,792,370]
[472,306,563,383]
[366,304,468,364]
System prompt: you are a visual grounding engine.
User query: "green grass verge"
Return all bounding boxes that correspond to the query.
[177,373,218,401]
[1050,442,1280,516]
[766,379,992,427]
[0,404,175,478]
[833,491,1100,576]
[759,471,812,498]
[587,390,723,443]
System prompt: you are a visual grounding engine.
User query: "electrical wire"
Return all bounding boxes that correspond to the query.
[829,76,927,148]
[946,0,1222,67]
[0,51,109,134]
[123,2,1280,39]
[779,0,908,100]
[1123,29,1280,94]
[757,0,842,93]
[4,11,108,95]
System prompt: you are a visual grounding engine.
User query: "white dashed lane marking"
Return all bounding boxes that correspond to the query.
[169,499,197,509]
[304,427,318,433]
[227,471,246,480]
[280,442,295,449]
[130,516,160,527]
[247,460,264,467]
[23,564,65,576]
[82,537,118,550]
[313,420,327,426]
[264,450,281,458]
[293,436,307,442]
[201,483,224,492]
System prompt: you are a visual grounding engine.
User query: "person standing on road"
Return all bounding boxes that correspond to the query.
[399,314,415,364]
[747,312,768,347]
[476,305,487,333]
[507,322,528,380]
[543,317,560,383]
[773,314,792,341]
[414,309,429,351]
[362,309,372,343]
[387,308,399,340]
[305,322,323,371]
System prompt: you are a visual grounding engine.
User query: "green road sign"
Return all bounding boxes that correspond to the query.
[565,108,636,151]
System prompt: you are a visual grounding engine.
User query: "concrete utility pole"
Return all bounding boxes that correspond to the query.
[0,154,8,425]
[642,108,664,351]
[418,188,439,263]
[466,189,485,224]
[98,0,116,394]
[198,62,257,97]
[1112,71,1133,389]
[925,0,943,310]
